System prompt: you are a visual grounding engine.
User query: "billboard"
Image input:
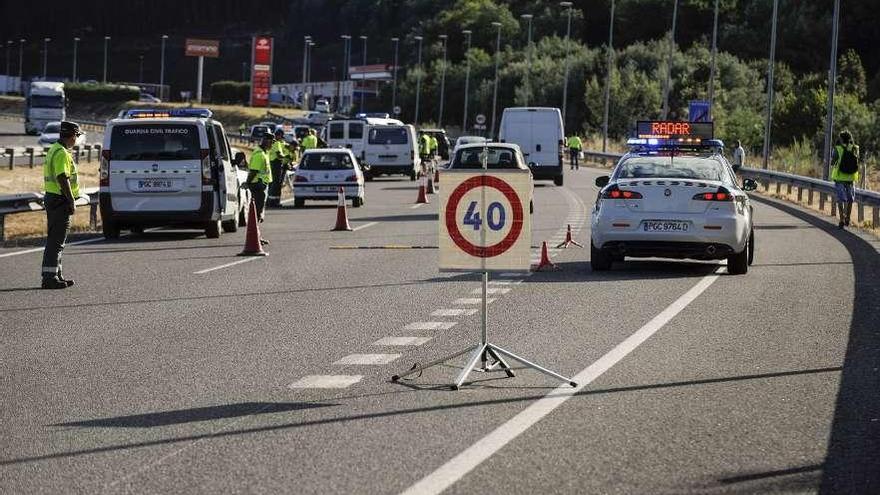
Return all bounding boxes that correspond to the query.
[250,36,273,107]
[185,39,220,58]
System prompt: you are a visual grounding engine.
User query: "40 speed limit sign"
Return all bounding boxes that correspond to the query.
[439,169,532,272]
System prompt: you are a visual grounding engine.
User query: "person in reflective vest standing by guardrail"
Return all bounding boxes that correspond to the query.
[41,121,83,289]
[831,130,860,229]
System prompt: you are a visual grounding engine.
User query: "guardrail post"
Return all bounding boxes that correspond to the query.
[5,148,13,170]
[0,214,4,240]
[94,144,102,156]
[831,199,837,217]
[84,145,92,163]
[818,192,826,212]
[873,206,879,230]
[72,146,80,164]
[775,181,781,194]
[786,182,792,195]
[857,202,865,223]
[797,186,803,202]
[807,188,814,205]
[89,203,98,230]
[762,180,769,192]
[26,147,35,168]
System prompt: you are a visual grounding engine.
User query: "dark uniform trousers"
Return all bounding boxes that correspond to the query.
[569,148,580,170]
[41,193,72,279]
[268,160,284,207]
[250,182,268,221]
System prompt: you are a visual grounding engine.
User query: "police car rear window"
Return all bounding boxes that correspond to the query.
[368,128,407,145]
[301,153,354,170]
[111,124,200,161]
[617,156,729,183]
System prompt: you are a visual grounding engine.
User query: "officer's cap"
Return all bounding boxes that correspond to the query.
[60,121,83,136]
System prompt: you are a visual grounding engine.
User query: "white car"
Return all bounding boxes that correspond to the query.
[138,93,162,103]
[453,135,488,153]
[446,142,534,214]
[590,141,758,274]
[315,99,330,113]
[38,121,86,147]
[292,149,365,208]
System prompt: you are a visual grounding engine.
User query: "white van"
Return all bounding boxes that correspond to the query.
[99,108,247,239]
[498,107,565,186]
[25,81,65,135]
[363,124,420,180]
[325,117,405,162]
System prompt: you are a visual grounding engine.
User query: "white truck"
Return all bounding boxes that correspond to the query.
[25,81,66,135]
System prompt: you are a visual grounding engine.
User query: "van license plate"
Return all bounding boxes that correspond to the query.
[315,186,336,192]
[643,221,688,232]
[134,179,177,192]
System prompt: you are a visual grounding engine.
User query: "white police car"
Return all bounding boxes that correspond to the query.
[590,121,758,274]
[291,148,365,208]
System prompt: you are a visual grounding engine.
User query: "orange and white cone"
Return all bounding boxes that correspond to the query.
[556,224,584,248]
[416,174,429,204]
[238,200,268,256]
[533,241,556,271]
[333,186,353,231]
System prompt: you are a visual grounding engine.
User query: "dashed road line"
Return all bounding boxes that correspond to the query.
[404,321,458,331]
[334,353,401,365]
[373,336,433,346]
[454,298,496,305]
[194,256,261,274]
[410,203,426,209]
[431,308,479,317]
[0,227,163,259]
[352,221,379,232]
[473,287,510,295]
[289,375,363,389]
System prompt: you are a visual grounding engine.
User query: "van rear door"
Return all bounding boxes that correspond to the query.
[108,122,204,212]
[365,126,413,169]
[529,110,562,167]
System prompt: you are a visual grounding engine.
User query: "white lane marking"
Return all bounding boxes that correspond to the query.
[193,256,261,274]
[352,221,379,232]
[488,280,523,286]
[454,298,496,305]
[431,308,479,317]
[410,203,426,209]
[404,321,458,330]
[472,287,510,295]
[0,227,159,259]
[400,269,723,495]
[373,336,433,346]
[334,353,401,365]
[289,375,363,389]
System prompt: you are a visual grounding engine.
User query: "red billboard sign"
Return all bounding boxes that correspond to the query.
[250,36,273,107]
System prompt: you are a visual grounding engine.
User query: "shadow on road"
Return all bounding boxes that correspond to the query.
[349,213,438,223]
[751,195,880,494]
[49,402,334,428]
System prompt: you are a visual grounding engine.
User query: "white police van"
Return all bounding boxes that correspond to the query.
[99,108,247,239]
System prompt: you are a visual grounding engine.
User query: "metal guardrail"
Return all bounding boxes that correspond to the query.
[0,187,99,240]
[582,150,879,228]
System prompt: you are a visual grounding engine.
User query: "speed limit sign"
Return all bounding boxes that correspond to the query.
[439,169,532,272]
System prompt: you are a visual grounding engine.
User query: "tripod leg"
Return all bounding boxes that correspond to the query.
[486,346,515,378]
[453,344,487,390]
[490,344,577,387]
[391,344,478,382]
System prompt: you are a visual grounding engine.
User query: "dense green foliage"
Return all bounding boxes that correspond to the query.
[65,83,140,103]
[209,81,250,104]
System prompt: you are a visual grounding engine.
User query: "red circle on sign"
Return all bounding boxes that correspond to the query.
[446,175,524,258]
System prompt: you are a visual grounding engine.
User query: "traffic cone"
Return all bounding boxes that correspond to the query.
[333,186,353,231]
[533,241,556,271]
[556,225,584,248]
[416,174,429,204]
[238,200,268,257]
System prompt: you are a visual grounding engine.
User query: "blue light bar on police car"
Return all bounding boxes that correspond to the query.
[125,108,213,119]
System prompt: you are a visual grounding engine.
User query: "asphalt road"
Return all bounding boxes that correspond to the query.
[0,120,103,168]
[0,167,878,494]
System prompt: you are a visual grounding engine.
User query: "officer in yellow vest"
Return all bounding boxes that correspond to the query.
[418,133,432,161]
[247,135,274,244]
[267,128,290,207]
[566,134,583,170]
[41,121,83,289]
[428,134,439,159]
[301,128,318,151]
[830,130,860,228]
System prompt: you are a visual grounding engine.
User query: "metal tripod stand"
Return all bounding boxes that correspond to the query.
[391,271,578,390]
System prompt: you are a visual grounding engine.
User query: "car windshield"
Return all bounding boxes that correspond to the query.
[300,153,354,170]
[110,124,201,161]
[252,126,269,136]
[368,127,408,145]
[616,155,730,183]
[43,123,60,134]
[451,147,520,169]
[30,95,64,108]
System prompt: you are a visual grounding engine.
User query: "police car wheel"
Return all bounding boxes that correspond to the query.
[590,241,612,271]
[130,226,144,235]
[222,218,238,233]
[409,170,417,181]
[553,175,564,187]
[102,221,121,240]
[294,198,305,208]
[747,229,755,266]
[205,220,221,239]
[727,243,749,275]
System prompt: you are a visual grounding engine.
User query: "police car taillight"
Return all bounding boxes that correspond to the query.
[693,187,733,201]
[200,149,212,185]
[602,185,643,199]
[100,149,111,186]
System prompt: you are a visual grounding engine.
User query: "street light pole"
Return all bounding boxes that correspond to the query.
[5,41,12,93]
[103,36,110,83]
[490,22,502,139]
[302,35,310,84]
[661,0,679,119]
[413,35,423,125]
[160,35,168,97]
[308,41,315,83]
[602,0,616,152]
[520,14,533,106]
[762,0,779,170]
[341,35,350,113]
[822,0,841,180]
[18,39,24,87]
[42,38,50,79]
[391,37,400,114]
[560,2,573,125]
[72,37,79,82]
[461,30,472,132]
[138,55,144,83]
[437,34,448,127]
[708,0,719,119]
[359,35,367,113]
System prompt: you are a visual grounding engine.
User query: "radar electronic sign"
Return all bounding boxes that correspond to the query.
[637,121,714,141]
